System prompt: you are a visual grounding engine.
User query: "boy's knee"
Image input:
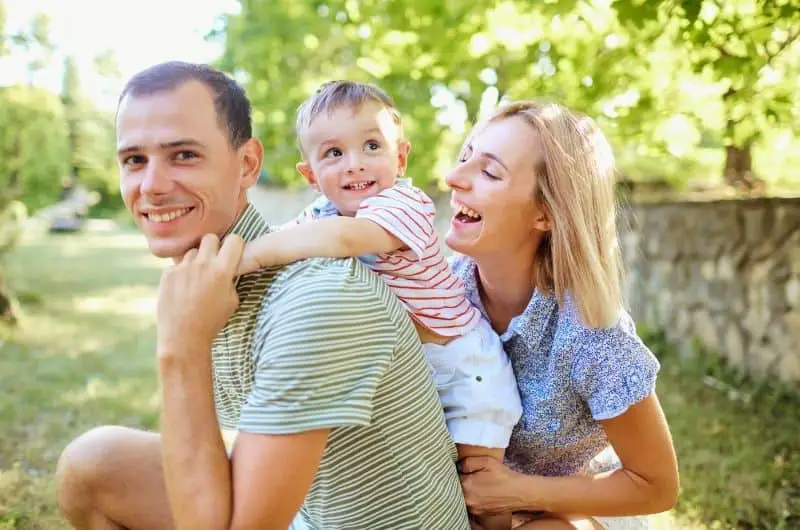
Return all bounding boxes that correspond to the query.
[55,425,127,515]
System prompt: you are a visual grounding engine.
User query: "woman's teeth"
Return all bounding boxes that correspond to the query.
[456,205,482,221]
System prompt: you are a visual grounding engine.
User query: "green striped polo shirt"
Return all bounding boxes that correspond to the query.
[212,203,469,530]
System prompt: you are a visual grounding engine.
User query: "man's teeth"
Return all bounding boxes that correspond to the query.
[457,205,481,219]
[148,208,190,223]
[347,181,373,190]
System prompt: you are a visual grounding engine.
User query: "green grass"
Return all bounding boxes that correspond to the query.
[0,223,166,530]
[0,224,798,529]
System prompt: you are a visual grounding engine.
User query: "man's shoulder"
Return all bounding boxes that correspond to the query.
[262,256,398,312]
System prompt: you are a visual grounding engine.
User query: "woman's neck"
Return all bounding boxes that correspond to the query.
[474,252,537,334]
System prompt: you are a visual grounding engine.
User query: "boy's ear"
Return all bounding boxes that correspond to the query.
[296,162,320,191]
[397,140,411,176]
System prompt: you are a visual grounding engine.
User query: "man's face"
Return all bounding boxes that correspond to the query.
[116,80,261,259]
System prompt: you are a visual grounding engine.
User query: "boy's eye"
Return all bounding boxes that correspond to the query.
[324,147,343,158]
[365,141,380,151]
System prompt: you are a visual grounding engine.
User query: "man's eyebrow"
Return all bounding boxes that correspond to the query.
[116,138,206,156]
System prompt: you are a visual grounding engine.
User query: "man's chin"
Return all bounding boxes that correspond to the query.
[146,238,199,260]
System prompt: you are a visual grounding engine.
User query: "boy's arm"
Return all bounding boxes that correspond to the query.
[238,216,403,274]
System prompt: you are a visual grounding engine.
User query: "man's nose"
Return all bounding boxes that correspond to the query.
[140,161,173,196]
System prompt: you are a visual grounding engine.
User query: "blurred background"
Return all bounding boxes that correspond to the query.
[0,1,797,529]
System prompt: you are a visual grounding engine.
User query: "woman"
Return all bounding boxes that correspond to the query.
[445,101,679,529]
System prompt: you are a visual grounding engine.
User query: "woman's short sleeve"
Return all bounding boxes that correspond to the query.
[570,312,660,421]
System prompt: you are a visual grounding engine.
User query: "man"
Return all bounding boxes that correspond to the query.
[55,61,469,530]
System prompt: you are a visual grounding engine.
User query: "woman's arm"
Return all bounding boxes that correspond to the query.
[461,393,679,517]
[237,216,403,274]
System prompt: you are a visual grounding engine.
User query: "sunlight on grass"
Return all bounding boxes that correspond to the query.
[61,376,160,408]
[72,288,157,317]
[1,222,797,529]
[1,224,163,530]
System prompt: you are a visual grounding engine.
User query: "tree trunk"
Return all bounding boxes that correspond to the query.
[0,275,18,326]
[723,141,764,194]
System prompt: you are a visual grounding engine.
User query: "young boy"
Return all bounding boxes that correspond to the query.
[238,81,522,528]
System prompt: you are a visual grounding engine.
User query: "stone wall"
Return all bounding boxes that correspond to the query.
[620,197,800,382]
[247,186,800,382]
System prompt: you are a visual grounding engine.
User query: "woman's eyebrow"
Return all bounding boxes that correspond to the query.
[478,151,509,171]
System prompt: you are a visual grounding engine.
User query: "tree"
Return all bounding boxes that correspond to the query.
[60,55,121,213]
[215,0,798,191]
[612,0,800,190]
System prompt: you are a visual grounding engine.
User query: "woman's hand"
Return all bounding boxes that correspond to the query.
[458,456,532,516]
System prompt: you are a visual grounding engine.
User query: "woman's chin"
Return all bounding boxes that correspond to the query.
[445,220,482,256]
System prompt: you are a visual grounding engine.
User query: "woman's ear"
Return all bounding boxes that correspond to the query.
[531,203,552,232]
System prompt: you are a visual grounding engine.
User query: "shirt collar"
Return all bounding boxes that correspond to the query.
[223,202,271,243]
[459,258,558,341]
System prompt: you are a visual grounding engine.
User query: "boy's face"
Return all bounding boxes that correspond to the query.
[297,101,410,216]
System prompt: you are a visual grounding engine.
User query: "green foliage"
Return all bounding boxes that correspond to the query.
[216,0,799,189]
[0,85,70,211]
[60,57,121,211]
[612,0,800,167]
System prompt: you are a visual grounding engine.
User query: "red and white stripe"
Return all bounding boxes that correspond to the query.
[357,185,480,337]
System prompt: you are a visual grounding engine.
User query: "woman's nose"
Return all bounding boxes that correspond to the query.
[444,164,469,190]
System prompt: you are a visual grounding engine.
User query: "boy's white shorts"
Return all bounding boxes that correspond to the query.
[423,317,523,449]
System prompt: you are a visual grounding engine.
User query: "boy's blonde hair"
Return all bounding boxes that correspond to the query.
[295,80,405,155]
[484,101,623,329]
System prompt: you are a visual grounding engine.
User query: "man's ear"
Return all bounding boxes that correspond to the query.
[397,140,411,176]
[240,138,264,189]
[296,161,320,191]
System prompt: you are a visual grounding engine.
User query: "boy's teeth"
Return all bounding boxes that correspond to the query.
[348,181,373,190]
[149,208,190,223]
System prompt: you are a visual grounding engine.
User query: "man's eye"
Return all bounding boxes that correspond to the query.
[123,155,145,166]
[175,151,198,161]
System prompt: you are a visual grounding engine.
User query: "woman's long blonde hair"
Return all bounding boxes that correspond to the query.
[486,101,624,328]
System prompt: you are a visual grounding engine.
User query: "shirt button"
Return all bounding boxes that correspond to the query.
[476,376,482,382]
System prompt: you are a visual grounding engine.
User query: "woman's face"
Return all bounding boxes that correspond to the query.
[444,115,549,259]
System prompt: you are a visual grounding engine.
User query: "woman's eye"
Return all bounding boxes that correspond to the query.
[482,169,499,180]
